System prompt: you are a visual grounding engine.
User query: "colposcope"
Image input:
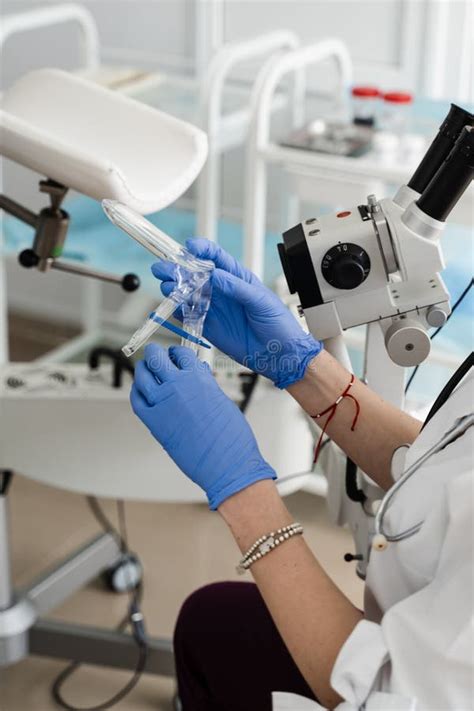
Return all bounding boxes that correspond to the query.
[277,103,473,573]
[278,104,474,368]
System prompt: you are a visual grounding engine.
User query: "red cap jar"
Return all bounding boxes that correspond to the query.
[351,86,380,126]
[382,91,413,135]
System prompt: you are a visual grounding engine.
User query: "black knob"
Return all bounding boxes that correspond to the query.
[88,346,135,388]
[344,553,363,562]
[121,273,140,292]
[18,249,39,268]
[321,243,370,290]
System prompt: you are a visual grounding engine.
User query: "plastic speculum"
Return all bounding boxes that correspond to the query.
[102,200,214,357]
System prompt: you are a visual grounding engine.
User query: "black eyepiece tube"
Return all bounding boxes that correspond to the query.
[407,104,474,194]
[416,125,474,222]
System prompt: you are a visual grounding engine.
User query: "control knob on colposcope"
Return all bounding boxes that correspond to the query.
[321,243,371,290]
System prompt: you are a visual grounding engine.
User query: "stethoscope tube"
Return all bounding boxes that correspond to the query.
[372,413,474,551]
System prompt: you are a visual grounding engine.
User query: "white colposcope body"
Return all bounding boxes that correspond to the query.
[290,192,450,367]
[279,105,473,370]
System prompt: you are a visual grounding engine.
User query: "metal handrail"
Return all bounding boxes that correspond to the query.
[0,3,100,75]
[196,29,301,241]
[242,39,352,277]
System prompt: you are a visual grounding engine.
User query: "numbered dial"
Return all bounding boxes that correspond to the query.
[321,243,370,290]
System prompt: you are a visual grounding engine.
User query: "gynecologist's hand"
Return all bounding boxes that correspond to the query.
[152,239,322,389]
[130,343,276,509]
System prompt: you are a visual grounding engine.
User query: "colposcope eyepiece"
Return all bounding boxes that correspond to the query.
[407,103,474,195]
[416,125,474,222]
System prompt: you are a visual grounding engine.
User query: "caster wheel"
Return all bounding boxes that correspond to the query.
[103,553,143,593]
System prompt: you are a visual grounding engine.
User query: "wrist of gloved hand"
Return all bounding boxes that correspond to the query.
[245,332,323,389]
[206,455,276,510]
[130,344,276,510]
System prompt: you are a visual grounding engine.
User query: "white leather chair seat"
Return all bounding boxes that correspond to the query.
[0,68,208,214]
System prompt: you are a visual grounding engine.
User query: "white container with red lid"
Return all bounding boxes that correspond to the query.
[382,91,413,135]
[351,86,380,126]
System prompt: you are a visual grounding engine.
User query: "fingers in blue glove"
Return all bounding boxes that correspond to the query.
[211,268,267,310]
[169,344,198,369]
[151,260,177,281]
[134,345,206,408]
[158,267,264,325]
[144,343,181,382]
[131,343,276,511]
[168,344,210,373]
[149,262,183,319]
[144,343,207,376]
[160,281,175,298]
[133,359,162,405]
[185,238,258,285]
[130,383,148,417]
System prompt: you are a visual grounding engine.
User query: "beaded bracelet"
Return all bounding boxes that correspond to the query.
[236,522,303,574]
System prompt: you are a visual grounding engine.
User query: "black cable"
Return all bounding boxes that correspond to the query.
[51,498,148,711]
[317,436,331,455]
[238,372,259,413]
[51,646,147,711]
[86,496,123,547]
[405,277,473,394]
[422,351,473,430]
[345,456,366,503]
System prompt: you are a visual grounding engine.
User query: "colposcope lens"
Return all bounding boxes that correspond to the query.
[407,104,474,195]
[417,125,474,222]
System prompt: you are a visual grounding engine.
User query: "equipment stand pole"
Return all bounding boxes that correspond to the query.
[0,472,14,610]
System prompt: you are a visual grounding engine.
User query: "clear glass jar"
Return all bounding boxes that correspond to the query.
[381,92,413,136]
[351,86,380,127]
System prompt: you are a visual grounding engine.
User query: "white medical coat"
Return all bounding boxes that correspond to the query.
[273,372,473,711]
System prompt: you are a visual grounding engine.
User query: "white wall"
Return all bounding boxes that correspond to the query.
[222,0,424,93]
[2,1,471,97]
[1,0,195,89]
[1,0,472,324]
[1,0,471,218]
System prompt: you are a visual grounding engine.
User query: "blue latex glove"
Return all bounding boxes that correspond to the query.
[152,239,322,389]
[131,343,276,510]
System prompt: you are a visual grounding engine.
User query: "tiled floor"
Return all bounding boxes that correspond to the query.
[1,315,363,711]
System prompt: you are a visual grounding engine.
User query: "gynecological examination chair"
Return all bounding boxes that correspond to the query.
[0,66,313,706]
[0,67,211,684]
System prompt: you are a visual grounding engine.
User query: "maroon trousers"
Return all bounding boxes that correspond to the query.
[173,582,317,711]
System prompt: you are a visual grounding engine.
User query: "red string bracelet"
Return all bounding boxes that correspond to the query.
[311,374,360,464]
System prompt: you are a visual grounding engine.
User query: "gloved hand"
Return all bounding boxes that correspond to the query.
[130,343,276,510]
[152,239,322,389]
